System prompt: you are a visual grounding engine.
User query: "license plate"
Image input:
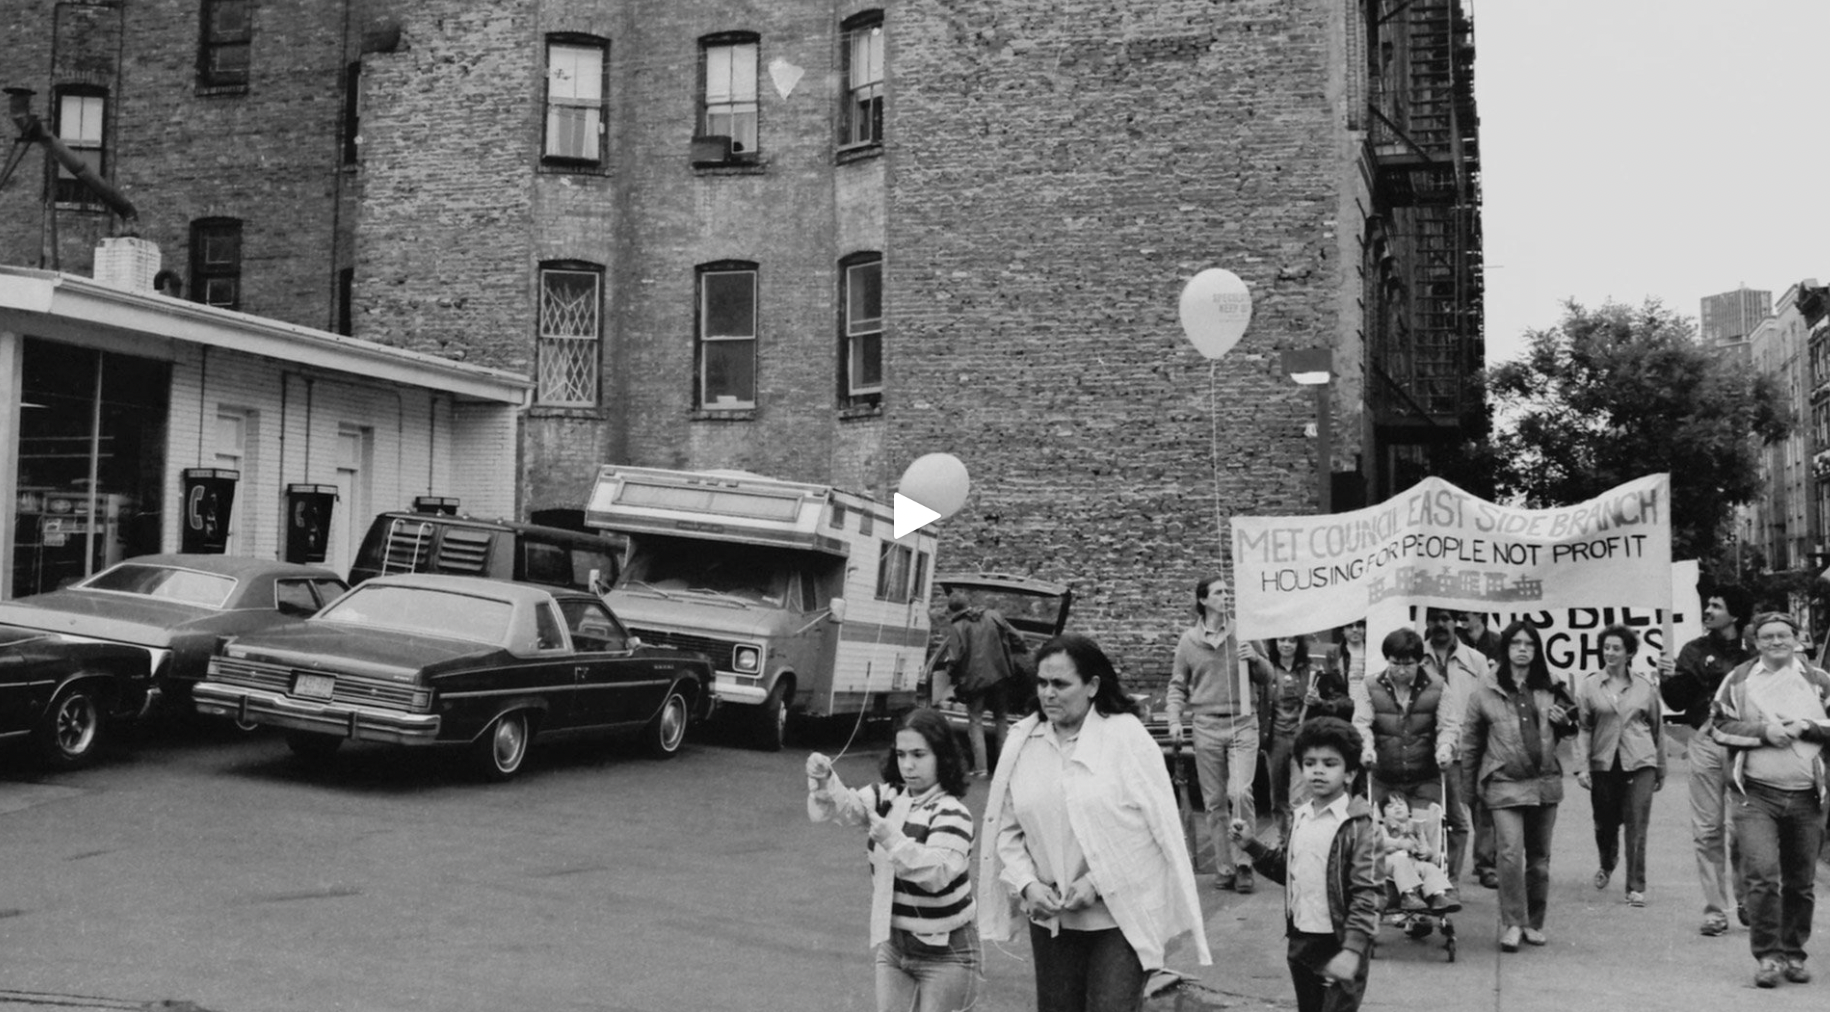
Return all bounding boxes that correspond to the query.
[294,673,336,700]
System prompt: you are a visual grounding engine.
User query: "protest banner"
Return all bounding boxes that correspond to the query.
[1232,474,1673,645]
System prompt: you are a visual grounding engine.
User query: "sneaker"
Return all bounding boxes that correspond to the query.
[1400,889,1428,912]
[1427,889,1462,914]
[1784,959,1812,984]
[1499,926,1522,952]
[1211,870,1235,891]
[1756,958,1785,988]
[1626,891,1646,908]
[1479,870,1500,890]
[1700,912,1729,937]
[1234,867,1256,894]
[1522,927,1548,946]
[1594,868,1611,890]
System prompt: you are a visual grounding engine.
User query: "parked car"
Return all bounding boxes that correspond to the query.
[0,628,152,769]
[191,573,717,780]
[348,512,625,593]
[0,554,349,763]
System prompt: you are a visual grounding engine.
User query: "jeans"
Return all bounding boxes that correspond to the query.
[874,926,982,1012]
[1029,923,1146,1012]
[1192,714,1259,870]
[1732,780,1825,963]
[1590,761,1657,893]
[1470,793,1495,880]
[958,684,1008,776]
[1687,731,1746,917]
[1491,803,1559,930]
[1269,729,1296,841]
[1287,930,1370,1012]
[1439,761,1474,882]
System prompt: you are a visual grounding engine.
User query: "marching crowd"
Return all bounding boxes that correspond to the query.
[800,579,1830,1012]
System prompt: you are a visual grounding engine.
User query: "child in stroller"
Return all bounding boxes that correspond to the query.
[1378,794,1461,915]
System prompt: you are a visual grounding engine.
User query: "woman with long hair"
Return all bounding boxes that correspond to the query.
[1573,624,1665,908]
[1460,620,1578,952]
[1263,634,1354,840]
[980,634,1210,1011]
[806,708,981,1012]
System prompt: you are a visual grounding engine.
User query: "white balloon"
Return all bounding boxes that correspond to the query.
[898,453,970,518]
[1178,268,1254,359]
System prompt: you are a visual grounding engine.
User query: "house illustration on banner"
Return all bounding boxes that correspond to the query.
[1367,567,1545,605]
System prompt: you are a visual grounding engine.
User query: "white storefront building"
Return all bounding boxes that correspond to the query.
[0,266,528,597]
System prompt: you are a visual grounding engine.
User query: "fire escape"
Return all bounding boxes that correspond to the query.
[1362,0,1485,498]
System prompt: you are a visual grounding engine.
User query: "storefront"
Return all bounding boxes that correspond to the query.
[0,267,530,598]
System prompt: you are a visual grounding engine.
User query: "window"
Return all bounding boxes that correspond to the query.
[198,0,252,89]
[336,267,354,336]
[876,541,912,602]
[841,253,882,401]
[537,263,602,406]
[840,13,884,147]
[274,579,321,617]
[545,37,607,164]
[189,218,242,310]
[52,87,107,208]
[697,264,757,408]
[701,35,759,156]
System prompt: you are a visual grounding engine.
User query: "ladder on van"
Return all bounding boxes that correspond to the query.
[380,518,434,576]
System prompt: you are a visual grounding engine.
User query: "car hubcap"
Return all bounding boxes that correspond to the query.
[493,717,526,770]
[57,696,96,755]
[660,696,685,751]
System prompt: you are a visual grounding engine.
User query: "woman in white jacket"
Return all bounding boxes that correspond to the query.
[979,633,1212,1012]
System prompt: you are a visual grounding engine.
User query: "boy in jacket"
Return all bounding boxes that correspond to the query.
[1233,717,1380,1012]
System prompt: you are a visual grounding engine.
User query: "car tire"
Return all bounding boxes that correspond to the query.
[474,711,531,781]
[39,683,107,769]
[284,730,343,760]
[754,680,791,753]
[645,690,689,759]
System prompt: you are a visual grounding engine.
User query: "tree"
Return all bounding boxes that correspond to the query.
[1487,299,1791,566]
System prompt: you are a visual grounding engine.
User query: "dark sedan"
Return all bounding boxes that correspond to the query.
[0,555,348,767]
[192,574,717,780]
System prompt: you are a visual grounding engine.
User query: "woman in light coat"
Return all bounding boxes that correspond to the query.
[979,633,1211,1012]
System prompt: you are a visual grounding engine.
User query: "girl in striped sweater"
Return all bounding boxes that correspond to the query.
[808,707,981,1012]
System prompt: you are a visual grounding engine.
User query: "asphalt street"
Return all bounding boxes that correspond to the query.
[0,721,1826,1012]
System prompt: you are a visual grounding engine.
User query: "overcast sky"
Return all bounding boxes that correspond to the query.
[1475,0,1830,365]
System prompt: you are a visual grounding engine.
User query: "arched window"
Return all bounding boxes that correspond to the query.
[697,260,759,408]
[537,260,604,406]
[51,85,107,209]
[839,252,882,403]
[840,11,884,148]
[545,34,609,165]
[189,218,243,310]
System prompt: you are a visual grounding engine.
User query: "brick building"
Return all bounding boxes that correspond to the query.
[0,0,1483,680]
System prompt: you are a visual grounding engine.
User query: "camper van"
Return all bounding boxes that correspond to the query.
[584,465,936,750]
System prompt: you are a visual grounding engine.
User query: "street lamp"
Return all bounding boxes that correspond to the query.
[1281,348,1334,514]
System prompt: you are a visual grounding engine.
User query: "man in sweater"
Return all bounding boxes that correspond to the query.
[1421,607,1489,886]
[1659,584,1754,937]
[1168,575,1272,893]
[1706,611,1830,988]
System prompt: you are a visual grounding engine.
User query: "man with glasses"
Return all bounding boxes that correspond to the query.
[1706,612,1830,988]
[1354,627,1462,911]
[1422,607,1491,887]
[1659,585,1754,937]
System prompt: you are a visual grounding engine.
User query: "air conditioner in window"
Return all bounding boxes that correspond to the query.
[691,134,734,165]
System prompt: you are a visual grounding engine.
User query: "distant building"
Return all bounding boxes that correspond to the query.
[1701,286,1771,362]
[1747,281,1819,586]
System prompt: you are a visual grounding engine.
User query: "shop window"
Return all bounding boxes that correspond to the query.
[840,13,883,149]
[537,262,603,406]
[696,263,757,409]
[545,36,607,165]
[198,0,252,91]
[13,340,170,597]
[699,34,759,159]
[51,86,107,208]
[189,218,242,310]
[840,253,882,404]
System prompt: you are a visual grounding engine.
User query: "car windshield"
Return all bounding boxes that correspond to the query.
[946,586,1065,640]
[621,540,791,606]
[316,586,514,644]
[80,564,237,609]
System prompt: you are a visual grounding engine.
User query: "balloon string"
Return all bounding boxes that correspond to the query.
[831,591,901,763]
[1210,359,1224,556]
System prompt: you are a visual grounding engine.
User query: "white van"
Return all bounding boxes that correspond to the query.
[584,465,937,750]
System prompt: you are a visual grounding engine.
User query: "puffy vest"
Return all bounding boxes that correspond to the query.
[1366,671,1446,782]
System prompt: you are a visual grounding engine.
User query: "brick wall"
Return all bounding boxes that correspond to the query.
[887,0,1358,687]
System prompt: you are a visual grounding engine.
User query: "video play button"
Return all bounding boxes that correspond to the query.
[893,493,942,539]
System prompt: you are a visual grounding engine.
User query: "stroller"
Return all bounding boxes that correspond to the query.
[1368,775,1458,962]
